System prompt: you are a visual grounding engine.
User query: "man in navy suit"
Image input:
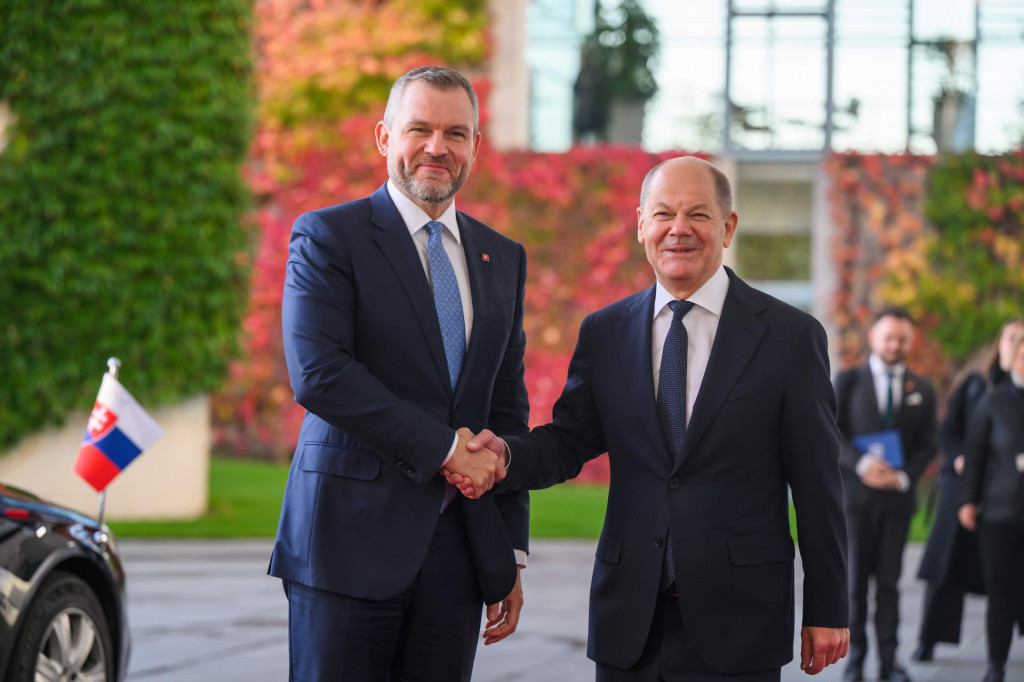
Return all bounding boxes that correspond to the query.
[454,157,850,681]
[269,66,530,681]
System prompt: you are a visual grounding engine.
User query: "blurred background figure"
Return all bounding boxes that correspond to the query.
[836,306,938,682]
[914,318,1024,662]
[958,326,1024,682]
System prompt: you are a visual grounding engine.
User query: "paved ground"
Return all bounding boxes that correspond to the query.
[121,539,1022,681]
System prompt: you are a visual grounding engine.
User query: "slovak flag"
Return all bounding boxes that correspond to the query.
[73,374,164,492]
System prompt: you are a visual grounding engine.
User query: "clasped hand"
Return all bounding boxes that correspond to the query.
[439,429,507,499]
[859,457,901,490]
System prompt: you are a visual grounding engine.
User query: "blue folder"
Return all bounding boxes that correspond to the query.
[852,430,904,469]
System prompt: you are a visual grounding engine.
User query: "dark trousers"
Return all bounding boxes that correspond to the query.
[596,594,781,682]
[846,500,913,669]
[284,505,483,682]
[978,521,1024,666]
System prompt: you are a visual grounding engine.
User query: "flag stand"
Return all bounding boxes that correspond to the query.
[96,356,121,529]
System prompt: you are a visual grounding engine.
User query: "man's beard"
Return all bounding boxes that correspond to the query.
[389,153,470,206]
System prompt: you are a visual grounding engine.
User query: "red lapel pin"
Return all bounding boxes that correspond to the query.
[481,253,490,262]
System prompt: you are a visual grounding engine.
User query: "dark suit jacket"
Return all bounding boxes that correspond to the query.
[962,382,1024,524]
[835,363,937,514]
[501,269,849,674]
[269,183,530,605]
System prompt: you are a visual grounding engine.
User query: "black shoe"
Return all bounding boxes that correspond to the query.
[982,665,1005,682]
[879,663,912,682]
[911,642,934,662]
[842,664,864,682]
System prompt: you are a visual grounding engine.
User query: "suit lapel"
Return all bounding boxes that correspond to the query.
[369,184,452,397]
[893,371,916,428]
[676,272,766,472]
[455,214,493,400]
[615,286,673,466]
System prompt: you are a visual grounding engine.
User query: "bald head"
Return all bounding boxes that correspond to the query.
[639,157,732,217]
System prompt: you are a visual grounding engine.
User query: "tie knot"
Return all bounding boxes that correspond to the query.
[425,220,445,240]
[668,300,695,319]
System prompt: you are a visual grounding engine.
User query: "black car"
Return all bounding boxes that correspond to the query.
[0,483,129,682]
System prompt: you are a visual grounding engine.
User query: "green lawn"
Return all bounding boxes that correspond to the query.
[108,457,610,539]
[109,457,933,542]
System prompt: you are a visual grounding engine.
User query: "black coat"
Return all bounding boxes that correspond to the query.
[916,372,986,592]
[962,381,1024,524]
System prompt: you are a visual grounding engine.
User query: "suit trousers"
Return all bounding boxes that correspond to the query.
[846,497,913,668]
[978,521,1024,665]
[596,594,781,682]
[284,500,484,682]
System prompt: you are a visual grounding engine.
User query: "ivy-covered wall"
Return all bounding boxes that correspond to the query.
[827,151,1023,397]
[0,1,254,448]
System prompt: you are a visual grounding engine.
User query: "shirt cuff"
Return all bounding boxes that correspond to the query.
[513,549,527,568]
[855,454,876,478]
[895,471,911,492]
[439,434,458,469]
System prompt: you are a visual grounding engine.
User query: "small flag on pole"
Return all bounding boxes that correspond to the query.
[73,374,163,492]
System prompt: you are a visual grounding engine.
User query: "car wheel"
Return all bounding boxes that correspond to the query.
[8,570,113,682]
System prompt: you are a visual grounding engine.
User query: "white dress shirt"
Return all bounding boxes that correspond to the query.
[387,181,473,344]
[387,182,526,566]
[868,353,904,415]
[650,266,730,422]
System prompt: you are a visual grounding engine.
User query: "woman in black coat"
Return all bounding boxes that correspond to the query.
[914,319,1024,661]
[959,329,1024,682]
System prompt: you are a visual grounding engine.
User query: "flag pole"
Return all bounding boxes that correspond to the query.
[96,356,121,528]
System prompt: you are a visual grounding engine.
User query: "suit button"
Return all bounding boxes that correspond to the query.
[653,536,663,547]
[669,478,680,490]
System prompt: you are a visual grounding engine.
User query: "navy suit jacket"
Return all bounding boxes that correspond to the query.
[269,183,530,606]
[502,270,848,674]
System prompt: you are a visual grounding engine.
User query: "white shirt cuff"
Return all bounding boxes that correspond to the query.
[439,434,458,468]
[513,549,527,568]
[895,471,910,492]
[855,454,877,477]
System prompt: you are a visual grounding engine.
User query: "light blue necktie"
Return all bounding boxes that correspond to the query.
[656,299,694,591]
[426,221,465,390]
[426,220,465,511]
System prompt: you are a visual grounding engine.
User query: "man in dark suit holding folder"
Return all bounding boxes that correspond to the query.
[835,306,938,682]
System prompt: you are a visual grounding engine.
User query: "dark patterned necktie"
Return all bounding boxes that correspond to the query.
[883,371,895,428]
[426,221,465,512]
[656,299,694,590]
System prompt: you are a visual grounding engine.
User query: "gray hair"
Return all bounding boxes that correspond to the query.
[383,66,479,133]
[639,157,733,216]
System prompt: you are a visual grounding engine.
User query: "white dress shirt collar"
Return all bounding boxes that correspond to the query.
[387,180,461,242]
[652,265,729,319]
[868,353,905,380]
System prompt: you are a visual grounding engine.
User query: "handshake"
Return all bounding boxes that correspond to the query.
[439,428,508,500]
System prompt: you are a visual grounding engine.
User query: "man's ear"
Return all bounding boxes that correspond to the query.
[722,211,738,248]
[471,131,481,162]
[374,121,389,157]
